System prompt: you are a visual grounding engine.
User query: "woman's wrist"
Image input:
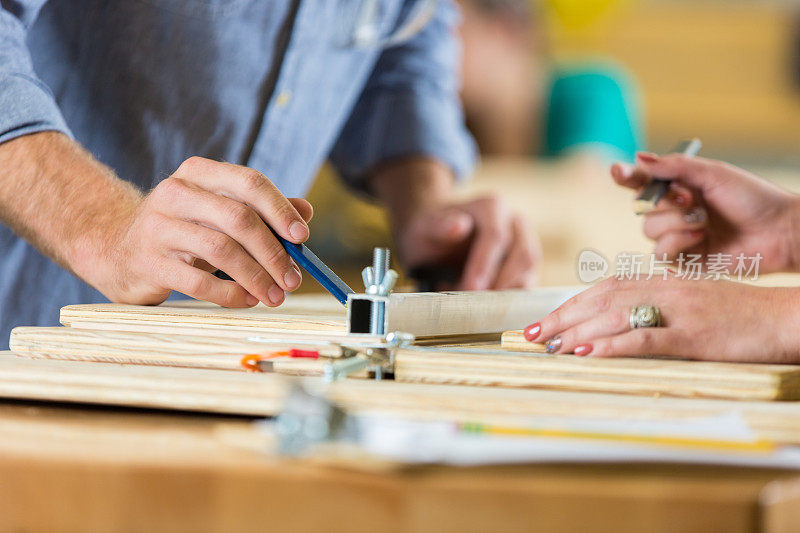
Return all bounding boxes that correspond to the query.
[771,286,800,363]
[782,195,800,273]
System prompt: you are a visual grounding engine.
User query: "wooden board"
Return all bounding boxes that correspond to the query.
[60,288,580,339]
[11,327,800,401]
[1,352,800,444]
[372,287,579,337]
[501,330,547,352]
[9,326,334,371]
[501,329,560,352]
[60,301,347,336]
[394,349,800,401]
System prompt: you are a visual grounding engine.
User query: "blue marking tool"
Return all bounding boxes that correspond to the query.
[273,233,354,306]
[213,231,354,306]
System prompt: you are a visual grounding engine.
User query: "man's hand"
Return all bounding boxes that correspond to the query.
[0,133,311,308]
[370,157,540,290]
[92,157,313,307]
[613,152,800,274]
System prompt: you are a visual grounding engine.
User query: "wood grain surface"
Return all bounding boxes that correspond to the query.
[2,353,800,444]
[12,327,800,401]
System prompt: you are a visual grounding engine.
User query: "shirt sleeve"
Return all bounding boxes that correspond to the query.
[0,2,71,145]
[329,0,477,192]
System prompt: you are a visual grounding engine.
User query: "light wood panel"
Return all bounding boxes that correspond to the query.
[60,302,347,335]
[1,352,800,444]
[10,328,800,401]
[499,330,800,400]
[61,288,579,339]
[9,326,342,371]
[379,287,579,337]
[501,329,547,353]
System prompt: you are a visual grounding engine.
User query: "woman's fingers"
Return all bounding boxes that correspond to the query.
[531,301,686,358]
[526,280,652,343]
[610,162,650,190]
[583,327,685,358]
[653,230,707,260]
[543,306,633,354]
[612,161,700,213]
[643,207,708,240]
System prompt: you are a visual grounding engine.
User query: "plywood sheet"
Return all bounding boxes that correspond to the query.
[11,328,800,401]
[1,353,799,444]
[60,288,580,339]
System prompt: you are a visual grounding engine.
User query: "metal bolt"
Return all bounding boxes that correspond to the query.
[369,247,390,334]
[385,331,415,347]
[372,247,389,284]
[323,355,369,382]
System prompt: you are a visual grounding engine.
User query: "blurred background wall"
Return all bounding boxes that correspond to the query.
[300,0,800,290]
[544,0,800,165]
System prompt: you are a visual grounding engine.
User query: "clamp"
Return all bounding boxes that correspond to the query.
[346,247,399,335]
[322,330,414,382]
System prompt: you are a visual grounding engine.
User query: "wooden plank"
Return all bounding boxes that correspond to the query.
[9,326,338,371]
[10,328,800,401]
[60,288,579,339]
[60,301,347,335]
[395,349,800,401]
[373,287,579,337]
[1,352,800,445]
[501,329,547,352]
[9,326,493,370]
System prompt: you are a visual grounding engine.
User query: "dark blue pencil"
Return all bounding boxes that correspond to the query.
[214,231,354,306]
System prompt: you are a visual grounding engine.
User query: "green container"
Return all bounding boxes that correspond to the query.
[543,61,644,162]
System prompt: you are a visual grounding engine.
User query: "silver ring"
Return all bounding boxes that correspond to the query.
[630,305,662,329]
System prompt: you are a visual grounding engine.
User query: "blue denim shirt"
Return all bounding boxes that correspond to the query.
[0,0,476,346]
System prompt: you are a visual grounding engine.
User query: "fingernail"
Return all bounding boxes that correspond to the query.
[523,322,541,341]
[283,268,301,290]
[684,207,706,224]
[288,221,308,241]
[574,343,593,356]
[637,152,659,163]
[268,284,285,305]
[544,335,562,354]
[667,267,677,274]
[246,294,259,306]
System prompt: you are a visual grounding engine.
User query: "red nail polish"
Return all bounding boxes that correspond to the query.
[666,267,677,274]
[523,322,541,341]
[574,343,593,356]
[637,152,659,163]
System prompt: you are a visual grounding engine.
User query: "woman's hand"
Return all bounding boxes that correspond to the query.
[612,152,800,274]
[523,276,800,364]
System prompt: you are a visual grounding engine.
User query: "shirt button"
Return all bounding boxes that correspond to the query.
[275,90,292,108]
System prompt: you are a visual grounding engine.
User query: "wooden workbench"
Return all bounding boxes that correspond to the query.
[0,399,796,533]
